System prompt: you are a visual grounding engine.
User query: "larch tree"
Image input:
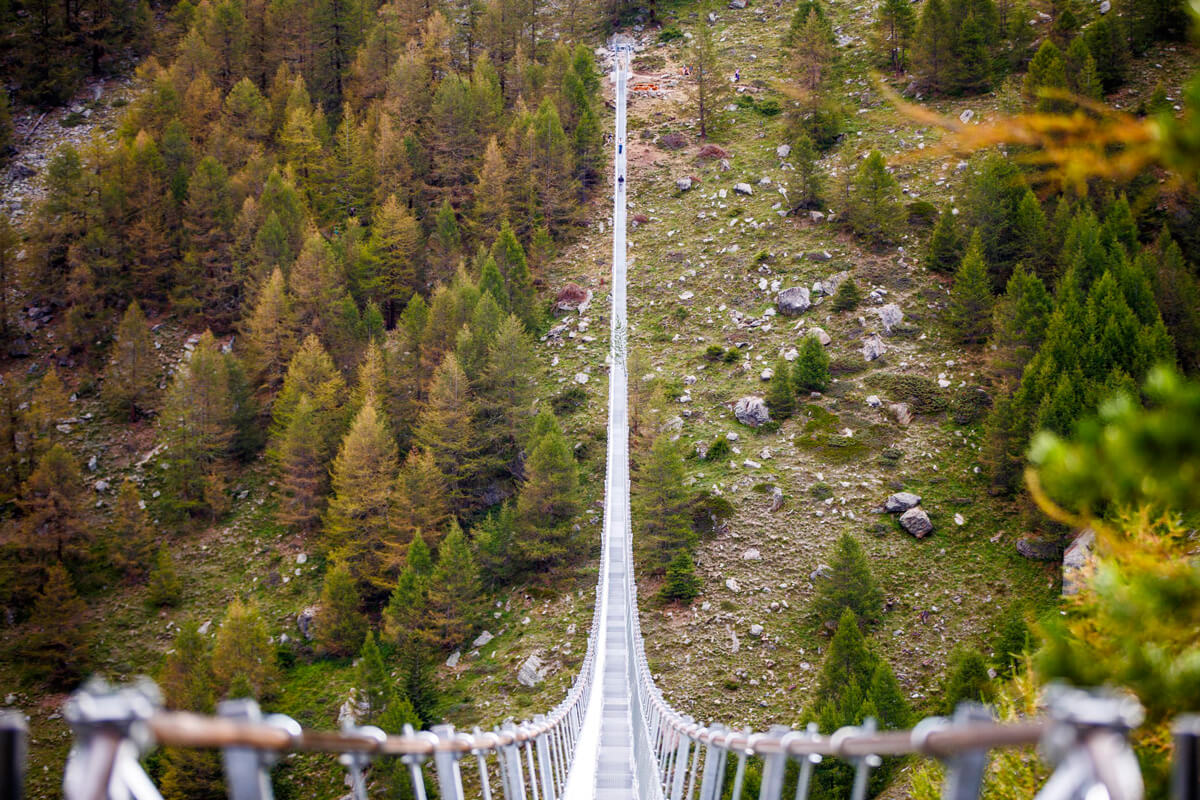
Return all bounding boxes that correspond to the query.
[240,268,297,394]
[103,300,159,421]
[514,413,581,575]
[472,136,510,243]
[275,394,326,532]
[20,564,89,689]
[324,399,400,592]
[315,559,367,657]
[632,435,694,574]
[455,291,505,383]
[415,354,481,510]
[27,366,70,450]
[180,156,236,323]
[147,545,183,607]
[16,445,88,588]
[876,0,916,73]
[211,599,279,700]
[158,624,223,800]
[269,334,348,469]
[393,448,452,549]
[371,194,423,324]
[356,631,390,722]
[159,331,236,510]
[688,22,722,139]
[478,313,537,477]
[915,0,953,92]
[110,480,156,584]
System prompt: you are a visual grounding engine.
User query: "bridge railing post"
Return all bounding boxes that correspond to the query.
[697,724,725,800]
[532,715,555,800]
[1,711,27,800]
[668,717,693,800]
[759,725,794,800]
[499,721,527,800]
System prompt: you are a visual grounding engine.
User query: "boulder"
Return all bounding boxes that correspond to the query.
[733,182,754,196]
[1017,536,1061,561]
[6,336,30,358]
[805,250,833,262]
[877,303,903,333]
[296,607,318,640]
[729,0,747,7]
[959,109,975,124]
[697,143,730,159]
[1099,0,1111,11]
[473,630,495,647]
[198,619,213,635]
[1061,529,1096,596]
[899,507,933,538]
[725,577,741,593]
[93,479,110,492]
[889,402,913,426]
[555,283,589,311]
[807,327,832,346]
[748,624,764,637]
[759,368,773,381]
[866,395,882,408]
[734,396,771,427]
[809,563,833,581]
[676,177,694,191]
[809,210,826,222]
[884,492,921,513]
[661,415,684,434]
[661,132,688,149]
[742,548,762,560]
[769,486,784,512]
[783,347,799,361]
[862,334,887,361]
[517,653,547,687]
[574,372,589,384]
[776,287,811,316]
[445,650,461,668]
[812,271,848,297]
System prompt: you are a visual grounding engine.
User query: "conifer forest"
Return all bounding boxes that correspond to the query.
[1,0,1200,792]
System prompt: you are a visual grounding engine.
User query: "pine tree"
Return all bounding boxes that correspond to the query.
[414,354,481,510]
[1084,16,1126,91]
[514,414,582,575]
[793,334,831,392]
[846,152,903,244]
[949,231,995,344]
[814,609,878,699]
[951,14,993,94]
[456,291,505,383]
[926,211,964,275]
[991,609,1032,677]
[832,277,862,311]
[147,545,183,607]
[867,662,912,729]
[473,503,517,587]
[324,399,399,591]
[1023,39,1069,112]
[632,435,694,574]
[812,533,884,630]
[991,263,1053,378]
[240,268,297,394]
[489,221,537,328]
[941,647,994,712]
[103,301,159,420]
[477,313,537,476]
[20,564,89,689]
[1066,35,1103,100]
[427,199,462,285]
[427,521,480,649]
[1011,190,1049,278]
[211,599,279,699]
[315,560,367,657]
[765,356,796,419]
[356,631,389,722]
[660,551,701,603]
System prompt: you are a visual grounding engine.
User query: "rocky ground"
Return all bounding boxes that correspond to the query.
[2,74,139,226]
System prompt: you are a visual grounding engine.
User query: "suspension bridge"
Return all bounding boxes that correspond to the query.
[0,38,1194,800]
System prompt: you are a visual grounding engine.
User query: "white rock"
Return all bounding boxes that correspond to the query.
[445,650,461,668]
[866,395,882,408]
[742,548,762,560]
[473,630,494,647]
[725,578,741,593]
[574,372,589,384]
[776,144,791,158]
[748,624,764,637]
[862,334,887,361]
[734,182,754,195]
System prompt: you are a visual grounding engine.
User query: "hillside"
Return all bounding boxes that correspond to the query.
[2,0,1198,794]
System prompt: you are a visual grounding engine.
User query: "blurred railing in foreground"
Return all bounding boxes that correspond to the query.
[0,679,1196,799]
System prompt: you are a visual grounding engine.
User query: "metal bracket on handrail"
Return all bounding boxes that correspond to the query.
[792,723,822,800]
[218,698,302,800]
[1035,685,1145,800]
[62,678,163,800]
[1,710,28,800]
[832,718,881,800]
[913,703,994,800]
